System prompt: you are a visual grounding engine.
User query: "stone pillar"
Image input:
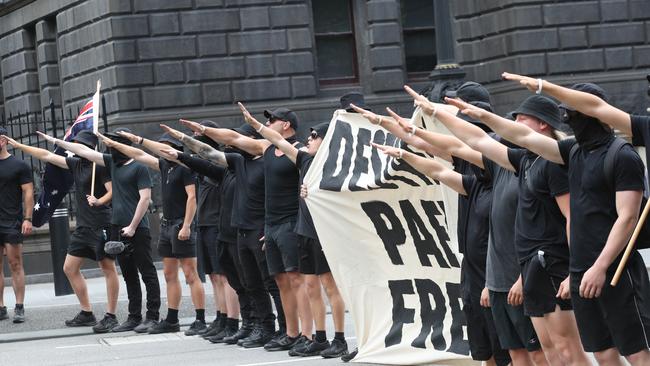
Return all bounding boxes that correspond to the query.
[427,0,465,102]
[0,29,42,115]
[35,19,62,112]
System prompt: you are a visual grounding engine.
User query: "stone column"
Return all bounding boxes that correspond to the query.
[427,0,465,102]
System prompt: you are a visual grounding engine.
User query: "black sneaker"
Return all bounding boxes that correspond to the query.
[112,317,141,332]
[341,347,358,362]
[184,320,207,336]
[298,339,330,356]
[134,318,158,333]
[65,311,97,327]
[264,334,300,351]
[13,307,25,323]
[207,326,236,343]
[241,329,274,349]
[148,319,180,334]
[200,318,223,337]
[288,336,310,357]
[321,338,348,358]
[223,325,252,345]
[237,326,261,346]
[93,315,119,333]
[0,306,8,320]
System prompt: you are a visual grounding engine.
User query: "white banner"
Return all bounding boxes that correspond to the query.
[304,108,473,365]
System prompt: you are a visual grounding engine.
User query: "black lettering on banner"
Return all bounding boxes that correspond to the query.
[394,145,435,186]
[321,121,353,192]
[385,280,416,347]
[371,130,398,189]
[349,127,371,191]
[422,200,460,268]
[411,279,447,350]
[445,282,470,355]
[399,200,450,268]
[361,201,407,265]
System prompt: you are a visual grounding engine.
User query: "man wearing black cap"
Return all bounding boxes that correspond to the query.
[0,127,33,324]
[97,130,207,335]
[11,131,119,332]
[56,128,161,333]
[500,73,650,365]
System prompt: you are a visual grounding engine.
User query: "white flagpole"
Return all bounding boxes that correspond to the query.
[90,80,101,198]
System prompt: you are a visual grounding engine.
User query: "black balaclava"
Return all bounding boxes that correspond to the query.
[566,112,612,151]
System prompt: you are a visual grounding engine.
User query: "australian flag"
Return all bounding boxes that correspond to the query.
[33,87,100,227]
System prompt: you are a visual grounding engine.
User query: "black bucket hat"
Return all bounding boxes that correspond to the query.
[512,95,565,131]
[104,127,133,146]
[263,107,299,130]
[72,130,98,149]
[339,92,370,112]
[158,132,183,150]
[559,83,608,112]
[310,122,330,139]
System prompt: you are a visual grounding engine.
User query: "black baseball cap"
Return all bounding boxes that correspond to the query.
[512,95,565,131]
[310,122,330,139]
[445,81,491,105]
[232,123,262,139]
[559,83,608,112]
[104,127,133,146]
[339,92,370,112]
[457,101,494,125]
[200,120,219,128]
[264,107,299,130]
[158,132,183,149]
[72,130,98,149]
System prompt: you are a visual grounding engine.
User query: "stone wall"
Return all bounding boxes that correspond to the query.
[452,0,650,114]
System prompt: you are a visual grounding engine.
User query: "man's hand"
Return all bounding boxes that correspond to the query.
[180,119,204,134]
[579,264,606,299]
[22,220,32,236]
[444,97,488,122]
[404,85,436,116]
[349,104,384,125]
[160,147,179,161]
[116,130,141,144]
[300,184,308,199]
[480,287,490,307]
[121,225,136,238]
[556,276,571,300]
[385,108,414,134]
[96,132,118,148]
[3,135,19,147]
[36,131,56,144]
[238,102,263,129]
[159,124,185,141]
[501,72,539,93]
[508,276,524,306]
[86,195,100,207]
[371,142,403,159]
[178,225,190,241]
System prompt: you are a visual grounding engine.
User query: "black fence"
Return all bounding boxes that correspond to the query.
[0,97,109,223]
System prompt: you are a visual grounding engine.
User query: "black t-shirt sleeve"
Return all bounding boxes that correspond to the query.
[296,150,310,170]
[102,154,112,168]
[631,114,650,147]
[65,156,79,171]
[225,152,243,172]
[613,145,646,192]
[180,166,197,187]
[178,152,224,180]
[99,165,111,184]
[136,165,153,190]
[461,174,476,197]
[557,139,576,167]
[17,160,33,184]
[546,162,569,197]
[506,148,526,175]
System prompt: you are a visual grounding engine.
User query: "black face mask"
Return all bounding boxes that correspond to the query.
[566,113,612,150]
[111,148,130,166]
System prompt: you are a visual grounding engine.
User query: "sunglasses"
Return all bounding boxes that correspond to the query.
[309,131,320,140]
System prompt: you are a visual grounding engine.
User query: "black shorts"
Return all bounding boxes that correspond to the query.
[198,226,222,274]
[463,293,511,365]
[158,218,196,259]
[0,221,23,245]
[570,252,650,356]
[264,221,299,276]
[521,252,572,317]
[298,236,330,275]
[489,290,541,351]
[68,226,112,261]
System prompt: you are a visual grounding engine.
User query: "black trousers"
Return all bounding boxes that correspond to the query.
[237,228,285,330]
[111,225,161,321]
[219,239,254,319]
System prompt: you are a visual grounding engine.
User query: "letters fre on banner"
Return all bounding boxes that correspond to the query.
[304,108,472,365]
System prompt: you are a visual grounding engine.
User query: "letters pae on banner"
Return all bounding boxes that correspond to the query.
[304,108,472,365]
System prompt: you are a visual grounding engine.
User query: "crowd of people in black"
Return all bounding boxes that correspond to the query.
[1,71,650,365]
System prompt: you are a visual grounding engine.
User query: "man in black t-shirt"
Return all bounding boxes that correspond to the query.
[58,127,161,333]
[98,131,208,336]
[10,131,119,332]
[0,127,33,324]
[458,76,650,365]
[181,108,313,351]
